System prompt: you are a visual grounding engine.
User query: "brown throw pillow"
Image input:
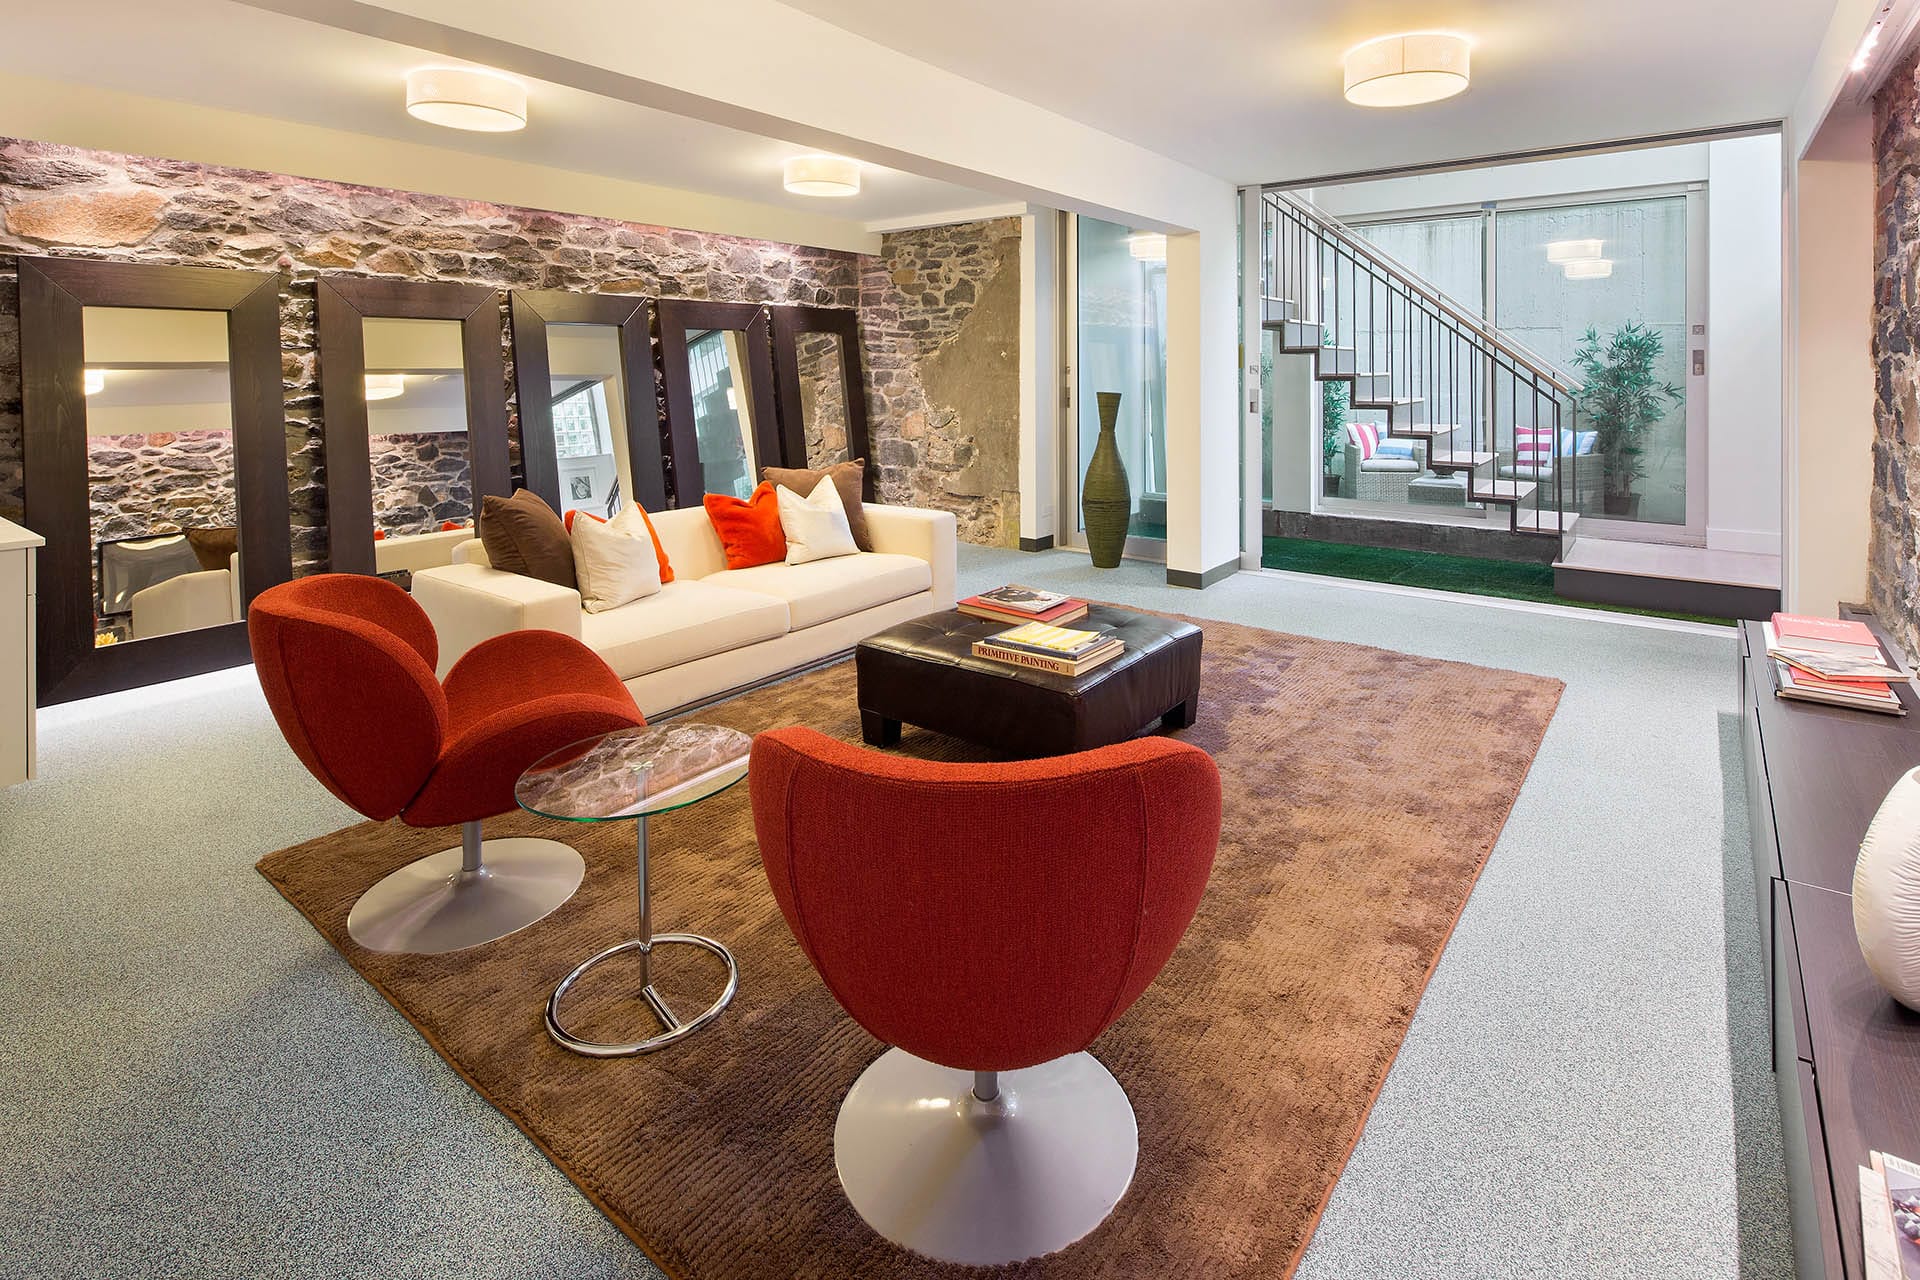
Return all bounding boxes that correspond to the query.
[186,526,239,572]
[479,489,577,590]
[762,459,872,552]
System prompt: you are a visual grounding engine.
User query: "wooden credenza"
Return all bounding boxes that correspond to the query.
[0,516,43,786]
[1740,619,1920,1278]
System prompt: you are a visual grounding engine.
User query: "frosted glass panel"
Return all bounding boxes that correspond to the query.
[1495,197,1688,525]
[1076,216,1168,541]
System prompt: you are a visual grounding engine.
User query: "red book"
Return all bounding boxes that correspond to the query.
[1771,612,1880,655]
[958,595,1089,626]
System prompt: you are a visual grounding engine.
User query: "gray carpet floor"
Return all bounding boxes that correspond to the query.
[0,546,1792,1279]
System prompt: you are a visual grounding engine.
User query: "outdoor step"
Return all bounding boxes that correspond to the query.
[1426,449,1495,470]
[1399,422,1462,440]
[1514,508,1579,536]
[1469,477,1537,504]
[1353,395,1425,410]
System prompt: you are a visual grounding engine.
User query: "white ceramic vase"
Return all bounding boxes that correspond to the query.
[1854,767,1920,1010]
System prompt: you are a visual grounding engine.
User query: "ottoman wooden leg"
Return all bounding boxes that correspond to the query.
[862,710,902,747]
[1161,696,1198,731]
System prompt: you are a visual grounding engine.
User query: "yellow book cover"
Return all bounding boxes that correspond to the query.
[993,621,1107,655]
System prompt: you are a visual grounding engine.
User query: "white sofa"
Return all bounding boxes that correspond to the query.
[411,503,957,717]
[130,551,241,639]
[375,527,473,575]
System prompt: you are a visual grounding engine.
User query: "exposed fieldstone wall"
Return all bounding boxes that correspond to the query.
[369,432,472,535]
[861,218,1022,547]
[0,137,866,572]
[88,429,236,544]
[795,330,851,467]
[1874,49,1920,655]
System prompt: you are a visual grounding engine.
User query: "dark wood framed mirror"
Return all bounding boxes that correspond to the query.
[657,299,780,506]
[770,304,873,500]
[18,256,289,704]
[316,276,509,576]
[508,291,664,521]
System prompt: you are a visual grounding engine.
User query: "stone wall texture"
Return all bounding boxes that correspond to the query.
[1874,49,1920,656]
[0,137,1019,577]
[861,218,1022,547]
[368,431,472,535]
[88,429,236,545]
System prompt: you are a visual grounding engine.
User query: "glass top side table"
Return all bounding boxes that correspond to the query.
[516,722,751,1057]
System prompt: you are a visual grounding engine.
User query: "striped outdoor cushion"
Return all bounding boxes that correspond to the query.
[1374,441,1416,460]
[1515,427,1553,467]
[1346,421,1379,460]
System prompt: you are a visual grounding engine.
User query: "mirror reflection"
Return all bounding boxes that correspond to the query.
[684,327,761,498]
[545,323,630,520]
[83,306,238,646]
[793,331,851,468]
[363,317,475,575]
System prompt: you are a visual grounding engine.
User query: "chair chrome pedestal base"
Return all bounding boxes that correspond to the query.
[833,1049,1139,1265]
[545,933,738,1057]
[346,826,584,955]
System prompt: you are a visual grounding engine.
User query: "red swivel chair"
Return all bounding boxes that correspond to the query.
[749,727,1221,1265]
[249,574,644,954]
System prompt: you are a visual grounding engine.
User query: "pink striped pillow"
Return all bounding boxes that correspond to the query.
[1515,428,1552,467]
[1346,422,1379,461]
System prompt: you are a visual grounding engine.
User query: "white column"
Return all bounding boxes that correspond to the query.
[1784,116,1874,615]
[1239,186,1264,569]
[1163,195,1244,588]
[1018,209,1059,548]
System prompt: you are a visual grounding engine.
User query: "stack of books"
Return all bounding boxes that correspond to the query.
[1764,612,1910,716]
[1859,1151,1920,1279]
[958,584,1089,626]
[972,620,1123,677]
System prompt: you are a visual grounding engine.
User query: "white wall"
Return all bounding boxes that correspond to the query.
[1018,209,1059,546]
[1706,134,1785,556]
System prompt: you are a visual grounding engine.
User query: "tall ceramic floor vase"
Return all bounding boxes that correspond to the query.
[1082,392,1132,569]
[1854,766,1920,1010]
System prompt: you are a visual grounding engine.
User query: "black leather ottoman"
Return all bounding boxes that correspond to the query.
[854,606,1202,757]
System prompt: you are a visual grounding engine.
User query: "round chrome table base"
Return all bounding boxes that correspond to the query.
[833,1049,1138,1265]
[545,934,739,1057]
[346,837,584,955]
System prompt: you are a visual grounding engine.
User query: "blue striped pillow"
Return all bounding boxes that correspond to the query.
[1373,442,1415,460]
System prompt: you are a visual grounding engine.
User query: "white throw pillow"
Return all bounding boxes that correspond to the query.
[570,506,663,612]
[777,475,860,565]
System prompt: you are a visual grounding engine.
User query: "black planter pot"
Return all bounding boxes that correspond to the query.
[1601,489,1640,518]
[1323,474,1341,497]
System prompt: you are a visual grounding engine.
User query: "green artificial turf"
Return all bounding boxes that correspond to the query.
[1259,535,1738,627]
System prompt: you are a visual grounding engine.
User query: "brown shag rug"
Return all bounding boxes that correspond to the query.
[257,612,1561,1277]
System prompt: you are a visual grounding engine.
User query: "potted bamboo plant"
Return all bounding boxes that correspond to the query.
[1570,322,1682,518]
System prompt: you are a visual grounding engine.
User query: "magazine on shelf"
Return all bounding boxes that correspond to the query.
[1865,1152,1920,1279]
[968,584,1073,615]
[1865,1165,1902,1280]
[1772,612,1887,657]
[1762,622,1909,682]
[1773,660,1906,715]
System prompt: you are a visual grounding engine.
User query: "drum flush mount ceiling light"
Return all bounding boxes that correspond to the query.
[405,67,527,133]
[784,155,862,197]
[1343,32,1471,108]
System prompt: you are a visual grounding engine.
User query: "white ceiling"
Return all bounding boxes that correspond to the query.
[782,0,1834,182]
[0,0,1002,227]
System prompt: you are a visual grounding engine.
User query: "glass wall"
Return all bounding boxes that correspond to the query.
[1494,197,1689,525]
[1074,216,1168,542]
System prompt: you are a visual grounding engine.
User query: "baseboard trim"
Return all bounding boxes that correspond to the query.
[1166,558,1239,590]
[1019,535,1055,552]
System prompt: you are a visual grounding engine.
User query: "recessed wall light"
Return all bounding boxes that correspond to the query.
[1546,239,1604,264]
[783,155,861,198]
[365,374,406,401]
[1126,232,1168,262]
[1563,259,1614,281]
[84,368,105,396]
[1343,33,1471,108]
[405,67,527,133]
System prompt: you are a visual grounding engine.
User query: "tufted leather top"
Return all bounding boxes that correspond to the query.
[855,605,1202,758]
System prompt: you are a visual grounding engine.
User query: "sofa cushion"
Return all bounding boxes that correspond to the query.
[577,579,791,681]
[705,552,931,631]
[763,459,872,551]
[480,489,576,589]
[704,482,787,570]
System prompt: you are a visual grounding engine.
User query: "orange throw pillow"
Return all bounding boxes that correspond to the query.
[703,482,786,569]
[565,506,676,583]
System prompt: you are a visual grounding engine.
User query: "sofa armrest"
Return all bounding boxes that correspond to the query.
[864,504,958,610]
[410,563,583,677]
[130,568,236,640]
